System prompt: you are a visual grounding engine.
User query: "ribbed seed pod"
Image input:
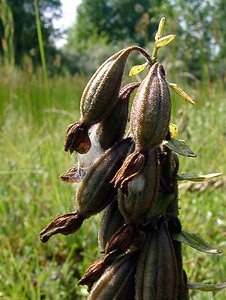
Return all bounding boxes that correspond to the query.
[131,62,171,149]
[136,221,179,300]
[88,253,138,300]
[112,62,171,191]
[118,149,159,223]
[64,47,151,154]
[97,82,140,150]
[76,138,133,217]
[98,199,125,251]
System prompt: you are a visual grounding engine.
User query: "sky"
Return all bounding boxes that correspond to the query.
[53,0,82,48]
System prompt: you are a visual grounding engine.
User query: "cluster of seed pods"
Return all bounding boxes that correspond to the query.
[40,46,189,299]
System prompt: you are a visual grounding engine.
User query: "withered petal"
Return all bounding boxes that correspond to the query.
[40,212,84,243]
[111,151,146,193]
[78,259,106,289]
[60,163,88,183]
[64,122,91,154]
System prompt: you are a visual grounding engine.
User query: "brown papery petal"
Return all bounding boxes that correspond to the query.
[105,223,137,255]
[111,150,146,193]
[60,163,88,183]
[64,122,91,154]
[78,259,107,290]
[40,212,84,243]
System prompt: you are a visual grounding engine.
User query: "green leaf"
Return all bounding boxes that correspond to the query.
[168,82,195,105]
[173,231,223,254]
[187,281,226,291]
[155,34,176,48]
[155,17,165,41]
[177,172,222,182]
[163,138,197,157]
[129,62,148,76]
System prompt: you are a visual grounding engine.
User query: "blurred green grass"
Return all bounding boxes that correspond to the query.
[0,70,225,299]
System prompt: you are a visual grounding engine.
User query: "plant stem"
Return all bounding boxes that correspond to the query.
[34,0,47,84]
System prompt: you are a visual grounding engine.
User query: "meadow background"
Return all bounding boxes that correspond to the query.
[0,0,225,299]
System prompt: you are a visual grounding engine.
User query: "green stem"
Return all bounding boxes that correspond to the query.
[34,0,47,84]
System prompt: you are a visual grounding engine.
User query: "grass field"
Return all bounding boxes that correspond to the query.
[0,69,225,299]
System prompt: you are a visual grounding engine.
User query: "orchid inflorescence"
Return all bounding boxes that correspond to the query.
[40,17,224,299]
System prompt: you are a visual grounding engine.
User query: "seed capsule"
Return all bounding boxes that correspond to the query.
[98,199,125,251]
[96,82,140,150]
[118,149,159,223]
[76,138,133,217]
[136,221,179,300]
[112,62,171,191]
[131,62,171,149]
[64,47,151,154]
[88,253,138,300]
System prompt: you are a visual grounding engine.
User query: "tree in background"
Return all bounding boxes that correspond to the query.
[69,0,168,49]
[66,0,225,80]
[0,0,62,67]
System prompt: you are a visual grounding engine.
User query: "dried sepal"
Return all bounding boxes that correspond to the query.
[60,163,88,183]
[78,259,107,290]
[104,223,136,255]
[64,122,91,154]
[40,212,84,243]
[111,150,146,193]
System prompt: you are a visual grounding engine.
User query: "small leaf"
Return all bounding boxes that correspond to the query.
[155,17,166,41]
[169,123,179,138]
[187,281,226,291]
[163,138,197,157]
[155,34,176,48]
[168,82,195,105]
[173,231,223,254]
[177,172,222,182]
[129,62,148,76]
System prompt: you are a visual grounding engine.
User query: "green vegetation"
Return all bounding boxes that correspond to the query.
[0,68,225,299]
